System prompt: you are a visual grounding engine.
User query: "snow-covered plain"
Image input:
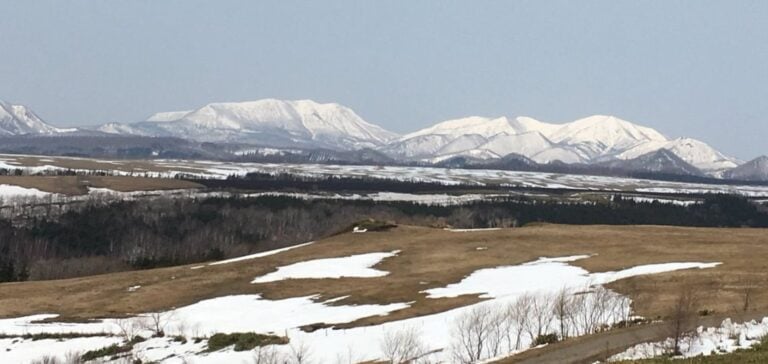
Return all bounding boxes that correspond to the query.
[611,317,768,361]
[0,255,720,363]
[144,161,768,197]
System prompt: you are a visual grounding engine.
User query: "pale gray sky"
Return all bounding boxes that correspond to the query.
[0,1,766,159]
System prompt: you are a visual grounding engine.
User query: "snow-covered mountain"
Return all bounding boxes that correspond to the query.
[1,97,750,178]
[0,100,74,135]
[723,156,768,181]
[95,99,398,150]
[599,149,704,176]
[388,114,738,174]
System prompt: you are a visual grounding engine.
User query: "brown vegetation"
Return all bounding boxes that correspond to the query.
[0,224,766,331]
[0,175,201,195]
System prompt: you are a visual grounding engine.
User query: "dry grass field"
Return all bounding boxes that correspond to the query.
[0,224,766,328]
[0,175,202,195]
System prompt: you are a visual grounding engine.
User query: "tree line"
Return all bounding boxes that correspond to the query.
[0,193,766,283]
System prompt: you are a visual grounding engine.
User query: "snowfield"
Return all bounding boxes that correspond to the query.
[0,255,720,363]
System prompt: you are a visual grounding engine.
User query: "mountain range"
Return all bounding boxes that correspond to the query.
[0,98,765,180]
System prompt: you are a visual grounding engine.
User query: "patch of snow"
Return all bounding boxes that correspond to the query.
[0,256,724,363]
[0,184,51,198]
[251,251,399,283]
[0,337,122,363]
[446,228,502,232]
[209,242,314,266]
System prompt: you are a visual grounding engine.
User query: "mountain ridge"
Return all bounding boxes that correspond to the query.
[0,98,755,179]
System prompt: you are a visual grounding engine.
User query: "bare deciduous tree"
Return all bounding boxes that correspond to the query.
[114,318,142,341]
[526,293,555,343]
[252,346,284,364]
[450,305,496,363]
[507,294,533,350]
[380,326,426,364]
[143,311,174,337]
[739,275,759,312]
[665,285,701,355]
[289,340,312,364]
[552,287,574,340]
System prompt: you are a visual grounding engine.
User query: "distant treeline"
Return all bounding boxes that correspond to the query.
[192,172,491,194]
[1,193,767,283]
[189,172,764,198]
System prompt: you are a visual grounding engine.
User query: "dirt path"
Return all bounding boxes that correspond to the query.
[497,311,767,364]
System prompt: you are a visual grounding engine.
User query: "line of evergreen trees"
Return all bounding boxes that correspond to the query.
[0,193,766,283]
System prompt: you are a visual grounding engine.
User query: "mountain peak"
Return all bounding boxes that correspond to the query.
[0,100,67,135]
[114,98,399,150]
[724,155,768,181]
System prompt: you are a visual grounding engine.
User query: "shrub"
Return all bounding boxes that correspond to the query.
[80,336,145,361]
[80,343,132,361]
[532,333,559,347]
[205,332,288,352]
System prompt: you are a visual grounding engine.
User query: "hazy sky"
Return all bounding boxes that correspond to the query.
[1,1,766,159]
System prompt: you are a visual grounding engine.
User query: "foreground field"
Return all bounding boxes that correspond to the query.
[0,224,766,363]
[2,224,766,321]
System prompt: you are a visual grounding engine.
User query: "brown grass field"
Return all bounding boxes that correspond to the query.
[0,224,766,329]
[0,175,202,195]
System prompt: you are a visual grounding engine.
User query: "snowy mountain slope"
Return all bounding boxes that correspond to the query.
[599,149,704,176]
[476,131,554,158]
[387,116,560,161]
[546,115,667,158]
[145,110,193,122]
[723,156,768,181]
[614,137,739,172]
[94,99,399,150]
[530,146,587,164]
[389,113,736,173]
[0,100,73,135]
[96,122,153,136]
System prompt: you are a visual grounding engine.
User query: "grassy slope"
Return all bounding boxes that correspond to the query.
[1,224,768,328]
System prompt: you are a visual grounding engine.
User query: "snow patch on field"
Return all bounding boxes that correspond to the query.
[252,251,398,283]
[0,256,721,363]
[209,241,314,266]
[166,294,409,335]
[0,337,122,364]
[611,317,768,361]
[0,184,50,198]
[446,227,502,232]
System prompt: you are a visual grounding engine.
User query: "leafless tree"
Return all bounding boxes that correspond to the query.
[114,318,142,341]
[526,294,554,343]
[552,287,574,340]
[380,326,426,363]
[289,340,312,364]
[450,305,496,363]
[739,275,759,312]
[665,285,701,355]
[252,346,284,364]
[143,311,174,337]
[507,294,533,350]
